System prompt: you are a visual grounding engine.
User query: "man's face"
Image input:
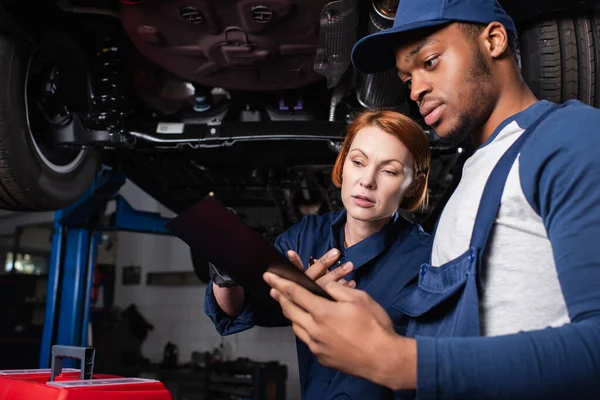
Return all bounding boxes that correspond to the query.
[395,23,496,145]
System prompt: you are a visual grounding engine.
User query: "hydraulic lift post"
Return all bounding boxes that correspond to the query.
[39,166,172,368]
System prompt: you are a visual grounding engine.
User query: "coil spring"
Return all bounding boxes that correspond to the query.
[90,37,128,133]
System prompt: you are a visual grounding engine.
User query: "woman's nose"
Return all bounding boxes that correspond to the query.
[360,169,377,189]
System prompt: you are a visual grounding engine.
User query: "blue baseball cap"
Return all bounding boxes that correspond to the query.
[351,0,518,74]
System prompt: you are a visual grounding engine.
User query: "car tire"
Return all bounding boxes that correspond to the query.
[520,13,600,107]
[0,32,100,211]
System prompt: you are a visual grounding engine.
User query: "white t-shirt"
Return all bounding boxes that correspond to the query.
[431,103,571,336]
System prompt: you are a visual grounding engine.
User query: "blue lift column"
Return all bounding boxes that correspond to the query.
[40,166,172,368]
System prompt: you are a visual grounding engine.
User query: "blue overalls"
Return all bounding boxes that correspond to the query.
[205,210,432,400]
[394,104,563,340]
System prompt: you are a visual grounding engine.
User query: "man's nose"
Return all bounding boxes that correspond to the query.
[409,75,432,103]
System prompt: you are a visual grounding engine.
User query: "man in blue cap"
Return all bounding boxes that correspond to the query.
[263,0,600,398]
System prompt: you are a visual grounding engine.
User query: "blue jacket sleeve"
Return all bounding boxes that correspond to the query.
[204,230,296,335]
[416,103,600,399]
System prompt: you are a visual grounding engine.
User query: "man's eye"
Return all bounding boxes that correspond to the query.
[404,79,412,90]
[424,57,438,69]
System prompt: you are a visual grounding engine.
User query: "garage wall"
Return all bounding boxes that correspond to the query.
[0,211,55,236]
[114,180,302,399]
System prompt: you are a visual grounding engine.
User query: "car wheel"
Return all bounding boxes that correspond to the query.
[520,13,600,107]
[0,32,100,211]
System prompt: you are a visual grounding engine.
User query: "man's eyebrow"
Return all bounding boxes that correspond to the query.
[403,37,438,63]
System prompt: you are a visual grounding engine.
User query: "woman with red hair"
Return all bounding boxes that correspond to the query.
[205,110,432,399]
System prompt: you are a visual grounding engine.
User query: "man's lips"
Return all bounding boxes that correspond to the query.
[420,102,445,126]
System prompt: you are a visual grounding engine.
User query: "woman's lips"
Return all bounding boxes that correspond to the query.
[352,196,375,208]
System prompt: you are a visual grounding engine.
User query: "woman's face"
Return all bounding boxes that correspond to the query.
[341,125,416,223]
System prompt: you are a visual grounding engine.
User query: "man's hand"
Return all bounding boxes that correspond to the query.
[263,270,417,391]
[287,249,356,289]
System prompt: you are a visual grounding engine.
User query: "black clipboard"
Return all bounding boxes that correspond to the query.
[164,197,333,309]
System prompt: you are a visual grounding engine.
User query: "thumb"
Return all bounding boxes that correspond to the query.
[323,280,360,302]
[287,250,305,271]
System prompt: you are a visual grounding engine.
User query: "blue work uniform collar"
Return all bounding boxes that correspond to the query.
[478,100,554,150]
[328,210,407,272]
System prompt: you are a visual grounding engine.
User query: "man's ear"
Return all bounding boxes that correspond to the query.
[482,21,509,59]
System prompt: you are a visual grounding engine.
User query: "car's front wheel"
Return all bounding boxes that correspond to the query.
[0,32,100,211]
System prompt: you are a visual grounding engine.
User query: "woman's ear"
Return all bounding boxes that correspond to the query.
[405,171,426,197]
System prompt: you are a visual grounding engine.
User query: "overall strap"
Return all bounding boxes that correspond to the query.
[469,103,565,253]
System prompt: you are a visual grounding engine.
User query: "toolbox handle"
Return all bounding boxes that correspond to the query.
[50,345,95,382]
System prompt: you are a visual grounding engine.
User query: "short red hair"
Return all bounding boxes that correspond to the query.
[331,110,430,211]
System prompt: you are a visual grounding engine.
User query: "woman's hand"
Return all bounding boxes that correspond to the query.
[287,249,356,289]
[212,283,246,318]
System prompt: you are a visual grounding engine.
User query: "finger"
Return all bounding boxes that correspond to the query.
[337,278,356,288]
[287,250,305,271]
[315,262,353,288]
[291,323,327,360]
[270,288,315,330]
[291,323,318,352]
[264,272,331,311]
[304,248,341,280]
[322,280,363,302]
[305,263,328,280]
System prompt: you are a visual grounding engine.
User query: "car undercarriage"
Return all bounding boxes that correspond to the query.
[0,0,598,239]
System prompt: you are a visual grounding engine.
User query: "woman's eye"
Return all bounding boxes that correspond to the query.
[383,170,397,176]
[352,160,363,167]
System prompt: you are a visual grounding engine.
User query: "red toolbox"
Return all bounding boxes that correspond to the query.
[0,346,172,400]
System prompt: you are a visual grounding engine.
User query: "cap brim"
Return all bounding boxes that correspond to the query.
[351,19,453,74]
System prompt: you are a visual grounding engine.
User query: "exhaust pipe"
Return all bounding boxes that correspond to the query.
[356,0,405,109]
